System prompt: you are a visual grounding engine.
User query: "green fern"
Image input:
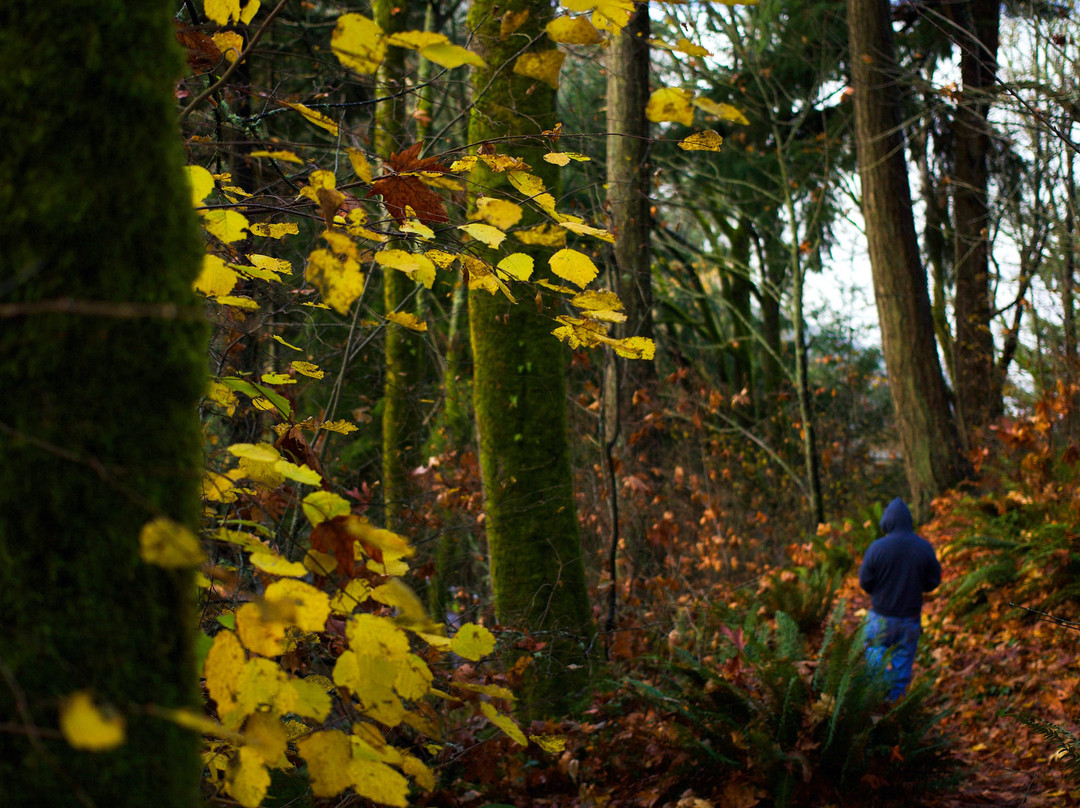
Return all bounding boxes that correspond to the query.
[1011,713,1080,782]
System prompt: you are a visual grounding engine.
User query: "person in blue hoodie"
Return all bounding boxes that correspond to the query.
[858,498,942,700]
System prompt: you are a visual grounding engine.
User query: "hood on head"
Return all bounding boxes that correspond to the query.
[879,497,913,534]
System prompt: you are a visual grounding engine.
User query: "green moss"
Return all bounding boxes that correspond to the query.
[0,2,206,805]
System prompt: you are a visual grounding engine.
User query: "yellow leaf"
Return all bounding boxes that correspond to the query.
[212,295,259,310]
[425,248,458,268]
[530,734,568,753]
[350,758,410,807]
[320,419,360,434]
[551,314,606,348]
[394,653,434,700]
[515,223,567,247]
[606,334,656,359]
[678,130,725,152]
[212,31,244,63]
[249,254,293,274]
[453,681,516,701]
[691,98,749,124]
[385,30,448,49]
[236,601,287,656]
[275,459,322,486]
[239,0,260,23]
[186,165,215,204]
[302,490,351,526]
[204,630,246,718]
[304,548,339,577]
[559,221,615,243]
[202,209,250,243]
[371,578,438,630]
[333,651,404,726]
[386,311,428,332]
[291,361,324,379]
[347,613,410,660]
[267,579,331,632]
[261,372,295,385]
[480,153,530,173]
[375,249,437,289]
[244,712,287,766]
[449,155,478,172]
[278,675,332,721]
[229,442,281,463]
[157,707,242,742]
[420,41,485,69]
[480,701,527,745]
[249,222,299,238]
[227,746,270,808]
[506,171,547,198]
[321,228,358,259]
[249,149,302,163]
[497,253,534,281]
[513,50,566,89]
[297,730,353,797]
[306,248,365,314]
[501,9,530,38]
[675,37,711,57]
[249,552,309,578]
[401,753,436,790]
[194,254,238,297]
[475,197,523,229]
[139,517,206,568]
[549,248,599,288]
[205,381,239,417]
[462,254,514,300]
[457,222,506,248]
[347,148,373,183]
[343,517,414,559]
[450,623,496,660]
[282,102,339,136]
[546,15,603,44]
[332,13,387,74]
[571,289,625,323]
[400,218,435,239]
[59,692,125,751]
[646,87,695,125]
[329,577,372,613]
[203,0,239,25]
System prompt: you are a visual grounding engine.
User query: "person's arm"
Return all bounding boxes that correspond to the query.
[923,546,942,591]
[859,549,875,593]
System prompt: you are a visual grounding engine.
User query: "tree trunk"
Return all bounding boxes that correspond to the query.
[951,0,1000,430]
[0,2,206,805]
[467,0,593,717]
[846,0,969,520]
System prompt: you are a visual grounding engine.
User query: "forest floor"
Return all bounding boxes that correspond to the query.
[839,498,1080,807]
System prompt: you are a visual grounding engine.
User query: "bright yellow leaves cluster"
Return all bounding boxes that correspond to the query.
[333,13,484,75]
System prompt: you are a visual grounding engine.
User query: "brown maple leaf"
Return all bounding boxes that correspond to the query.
[310,515,359,578]
[175,24,222,72]
[367,142,450,225]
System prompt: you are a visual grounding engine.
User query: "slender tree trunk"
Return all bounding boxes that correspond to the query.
[467,0,593,717]
[951,0,1000,429]
[0,2,206,805]
[846,0,969,520]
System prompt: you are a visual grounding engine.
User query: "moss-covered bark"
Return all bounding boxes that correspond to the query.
[467,0,594,717]
[0,2,206,805]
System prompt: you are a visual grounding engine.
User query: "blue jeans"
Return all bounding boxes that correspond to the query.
[863,610,921,701]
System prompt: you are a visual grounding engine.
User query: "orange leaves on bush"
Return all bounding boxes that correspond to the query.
[368,143,450,225]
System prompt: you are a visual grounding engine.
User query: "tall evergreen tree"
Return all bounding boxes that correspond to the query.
[0,1,206,804]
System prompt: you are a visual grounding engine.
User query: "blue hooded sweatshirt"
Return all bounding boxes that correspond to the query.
[858,498,942,618]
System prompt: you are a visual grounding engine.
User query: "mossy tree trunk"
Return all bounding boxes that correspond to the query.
[0,2,206,806]
[847,0,969,521]
[467,0,594,717]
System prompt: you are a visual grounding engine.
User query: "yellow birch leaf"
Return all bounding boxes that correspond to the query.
[546,15,603,44]
[261,372,295,385]
[333,652,404,726]
[449,155,478,172]
[530,734,568,753]
[332,13,387,74]
[297,730,353,797]
[497,253,534,281]
[559,221,615,242]
[249,254,293,274]
[278,676,332,721]
[272,336,301,352]
[249,150,302,163]
[194,254,238,297]
[348,148,373,183]
[206,380,239,415]
[476,197,523,229]
[306,249,365,314]
[186,165,215,204]
[506,170,546,198]
[549,248,599,288]
[691,98,750,124]
[304,548,339,577]
[329,577,371,613]
[157,707,242,742]
[244,712,287,766]
[605,334,656,359]
[543,152,571,166]
[458,222,506,248]
[229,442,280,463]
[420,41,485,69]
[401,753,436,790]
[290,361,324,379]
[515,223,566,247]
[212,31,244,63]
[501,9,530,38]
[302,490,351,526]
[343,517,414,559]
[282,102,339,136]
[450,623,496,660]
[366,553,410,576]
[139,517,206,568]
[375,249,437,289]
[400,218,435,239]
[394,653,434,700]
[203,470,238,503]
[239,0,260,23]
[205,630,245,718]
[385,311,428,332]
[320,419,360,434]
[236,601,287,657]
[59,692,125,751]
[552,314,606,348]
[249,552,308,578]
[274,459,322,486]
[203,0,239,25]
[425,248,457,268]
[385,30,447,49]
[452,681,516,700]
[675,37,711,57]
[202,209,250,243]
[350,758,409,807]
[249,222,299,238]
[266,579,331,633]
[227,746,269,808]
[370,578,438,630]
[212,295,258,310]
[347,613,410,660]
[480,701,527,745]
[678,130,725,152]
[646,87,695,125]
[513,50,566,89]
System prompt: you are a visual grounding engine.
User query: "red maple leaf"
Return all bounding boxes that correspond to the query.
[367,142,450,225]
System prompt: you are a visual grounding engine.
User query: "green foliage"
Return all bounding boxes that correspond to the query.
[1011,712,1080,784]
